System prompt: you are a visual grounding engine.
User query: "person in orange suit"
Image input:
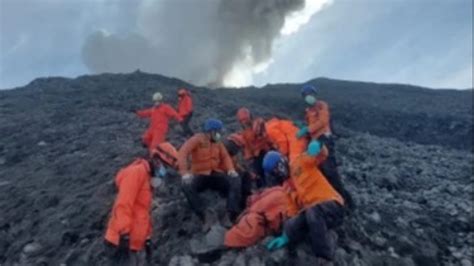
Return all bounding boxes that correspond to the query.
[297,84,355,210]
[178,118,242,226]
[264,117,308,164]
[177,88,194,137]
[136,92,182,152]
[235,108,272,187]
[265,142,345,263]
[104,143,174,264]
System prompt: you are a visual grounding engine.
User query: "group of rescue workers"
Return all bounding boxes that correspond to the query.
[103,85,355,265]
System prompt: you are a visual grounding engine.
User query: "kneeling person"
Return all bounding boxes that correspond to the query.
[178,118,241,227]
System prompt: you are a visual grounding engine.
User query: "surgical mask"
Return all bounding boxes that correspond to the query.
[304,95,316,105]
[211,132,222,142]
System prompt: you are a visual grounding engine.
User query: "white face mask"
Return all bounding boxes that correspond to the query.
[304,95,316,105]
[211,132,222,142]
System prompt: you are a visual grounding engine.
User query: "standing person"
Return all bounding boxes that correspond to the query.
[235,108,272,187]
[103,146,172,265]
[265,143,345,264]
[177,88,194,137]
[297,84,355,210]
[178,118,241,229]
[136,92,182,152]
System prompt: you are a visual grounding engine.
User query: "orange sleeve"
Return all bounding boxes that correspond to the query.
[220,143,235,172]
[136,108,152,118]
[165,104,183,122]
[308,102,329,135]
[113,170,145,234]
[180,96,192,116]
[178,135,200,175]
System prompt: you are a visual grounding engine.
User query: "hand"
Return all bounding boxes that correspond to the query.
[228,170,239,178]
[266,233,289,251]
[296,126,309,139]
[182,173,193,184]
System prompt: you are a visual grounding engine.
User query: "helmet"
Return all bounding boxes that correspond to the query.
[262,151,283,174]
[152,92,163,102]
[301,84,317,96]
[151,142,178,167]
[227,133,245,148]
[236,107,251,123]
[203,118,223,132]
[178,88,187,96]
[252,118,266,137]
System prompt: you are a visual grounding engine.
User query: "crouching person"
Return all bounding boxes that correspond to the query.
[103,144,173,265]
[178,118,241,230]
[266,141,345,263]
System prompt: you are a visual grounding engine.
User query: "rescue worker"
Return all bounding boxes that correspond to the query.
[264,117,308,163]
[297,84,355,210]
[136,92,182,152]
[103,142,175,265]
[177,88,194,137]
[265,142,345,263]
[236,108,272,187]
[178,118,241,228]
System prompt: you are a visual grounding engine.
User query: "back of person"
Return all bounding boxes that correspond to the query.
[265,118,307,163]
[288,153,343,213]
[178,90,193,117]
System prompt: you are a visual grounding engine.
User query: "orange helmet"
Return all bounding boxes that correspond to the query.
[151,142,178,168]
[227,133,245,148]
[178,88,187,96]
[252,118,266,137]
[236,107,251,124]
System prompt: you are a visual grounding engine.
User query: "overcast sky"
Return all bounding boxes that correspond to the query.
[0,0,472,90]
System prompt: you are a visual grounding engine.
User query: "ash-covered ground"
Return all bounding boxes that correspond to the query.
[0,72,472,265]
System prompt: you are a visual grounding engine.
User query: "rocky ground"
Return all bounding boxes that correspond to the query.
[0,71,472,265]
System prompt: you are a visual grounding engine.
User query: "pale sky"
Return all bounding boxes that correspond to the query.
[0,0,472,90]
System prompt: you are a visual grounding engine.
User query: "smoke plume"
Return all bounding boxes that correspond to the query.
[81,0,331,87]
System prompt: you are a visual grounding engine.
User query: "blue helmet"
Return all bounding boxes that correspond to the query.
[262,151,283,174]
[301,84,317,96]
[203,118,223,132]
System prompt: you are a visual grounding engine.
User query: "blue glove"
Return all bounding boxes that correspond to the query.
[307,140,322,156]
[293,120,306,129]
[266,233,289,251]
[296,126,309,138]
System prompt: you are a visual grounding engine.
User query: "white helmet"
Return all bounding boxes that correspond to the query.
[152,92,163,102]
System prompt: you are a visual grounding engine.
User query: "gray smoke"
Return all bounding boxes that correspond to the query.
[81,0,306,87]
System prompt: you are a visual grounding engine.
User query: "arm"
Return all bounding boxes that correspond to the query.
[165,104,183,122]
[220,143,235,172]
[177,136,200,175]
[308,102,330,135]
[314,145,328,166]
[136,108,153,118]
[112,170,145,234]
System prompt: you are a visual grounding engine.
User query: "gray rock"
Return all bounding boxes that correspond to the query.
[22,242,43,257]
[368,211,381,223]
[461,259,473,266]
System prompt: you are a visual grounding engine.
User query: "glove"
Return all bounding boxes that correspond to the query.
[145,239,153,263]
[296,126,309,139]
[307,140,322,156]
[182,173,193,184]
[293,120,306,129]
[228,170,239,178]
[266,233,289,251]
[118,234,130,254]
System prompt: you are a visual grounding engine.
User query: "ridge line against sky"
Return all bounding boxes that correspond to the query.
[0,0,472,90]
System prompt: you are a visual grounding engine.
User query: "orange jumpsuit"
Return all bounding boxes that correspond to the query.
[137,104,182,151]
[305,100,331,139]
[105,159,153,251]
[264,118,308,163]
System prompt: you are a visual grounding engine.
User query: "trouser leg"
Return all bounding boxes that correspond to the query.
[181,175,208,218]
[318,136,355,210]
[305,201,344,260]
[181,112,194,136]
[206,172,242,215]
